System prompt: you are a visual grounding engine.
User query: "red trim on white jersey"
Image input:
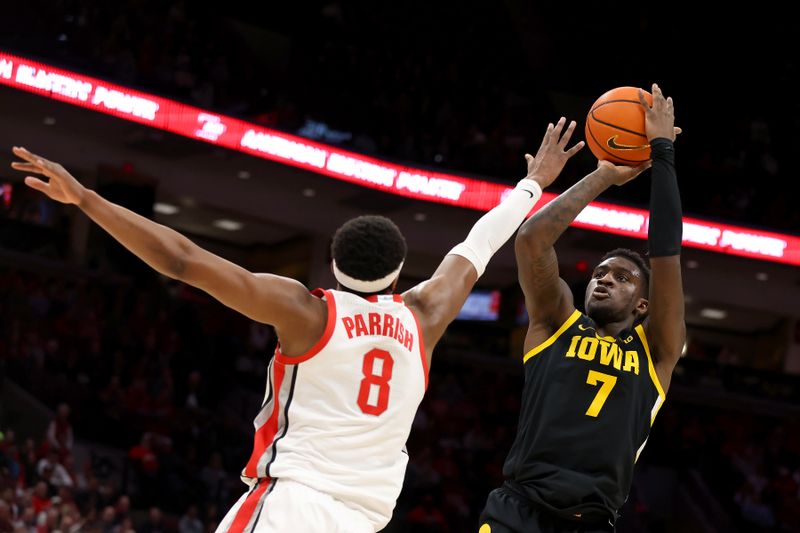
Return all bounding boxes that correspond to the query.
[243,363,286,478]
[275,288,337,365]
[409,307,429,389]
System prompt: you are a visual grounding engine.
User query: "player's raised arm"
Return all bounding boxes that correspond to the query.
[637,84,686,388]
[403,118,584,354]
[10,147,325,348]
[515,153,650,353]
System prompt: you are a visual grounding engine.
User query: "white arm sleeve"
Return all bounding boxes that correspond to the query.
[448,179,543,277]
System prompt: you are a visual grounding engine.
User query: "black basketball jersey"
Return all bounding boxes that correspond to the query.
[503,310,666,525]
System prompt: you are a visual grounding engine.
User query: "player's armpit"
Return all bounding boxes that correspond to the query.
[403,254,477,350]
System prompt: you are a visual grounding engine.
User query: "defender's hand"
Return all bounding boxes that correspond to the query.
[524,117,585,189]
[11,147,87,205]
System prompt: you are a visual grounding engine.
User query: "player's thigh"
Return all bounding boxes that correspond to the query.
[255,480,373,533]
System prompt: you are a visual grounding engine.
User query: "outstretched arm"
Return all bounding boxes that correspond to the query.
[516,160,649,353]
[11,147,325,354]
[404,118,584,358]
[638,84,686,389]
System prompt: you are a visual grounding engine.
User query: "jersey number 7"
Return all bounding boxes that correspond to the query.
[585,370,617,417]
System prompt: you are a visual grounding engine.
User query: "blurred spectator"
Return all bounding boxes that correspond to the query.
[138,507,164,533]
[0,501,13,533]
[30,482,51,514]
[45,404,74,458]
[405,493,449,533]
[178,505,203,533]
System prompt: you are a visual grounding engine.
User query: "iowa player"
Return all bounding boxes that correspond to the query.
[479,84,684,532]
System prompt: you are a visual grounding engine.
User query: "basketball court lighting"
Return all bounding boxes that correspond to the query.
[213,219,243,231]
[699,308,727,320]
[153,202,179,215]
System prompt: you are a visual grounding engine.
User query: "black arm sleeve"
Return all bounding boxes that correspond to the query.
[648,138,682,257]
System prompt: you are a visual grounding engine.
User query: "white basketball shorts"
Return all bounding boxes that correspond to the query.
[215,479,374,533]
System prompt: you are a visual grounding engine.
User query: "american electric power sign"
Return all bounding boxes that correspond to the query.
[2,51,797,266]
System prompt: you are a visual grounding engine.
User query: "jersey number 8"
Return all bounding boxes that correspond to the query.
[358,349,394,416]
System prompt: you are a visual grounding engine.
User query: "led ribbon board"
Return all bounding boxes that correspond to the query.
[2,51,798,266]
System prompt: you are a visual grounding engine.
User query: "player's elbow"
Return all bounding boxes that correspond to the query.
[515,225,545,256]
[169,238,200,282]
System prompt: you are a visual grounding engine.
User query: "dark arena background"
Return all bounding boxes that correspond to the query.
[1,2,798,532]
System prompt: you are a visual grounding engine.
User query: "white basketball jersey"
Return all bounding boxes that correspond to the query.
[241,289,428,531]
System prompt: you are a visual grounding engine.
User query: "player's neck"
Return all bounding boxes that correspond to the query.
[594,319,634,338]
[336,284,394,299]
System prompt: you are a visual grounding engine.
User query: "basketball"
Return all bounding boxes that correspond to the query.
[585,87,653,165]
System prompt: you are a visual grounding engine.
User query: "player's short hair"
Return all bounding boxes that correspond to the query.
[599,248,650,298]
[331,215,407,287]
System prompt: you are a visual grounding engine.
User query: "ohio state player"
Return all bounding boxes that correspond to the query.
[11,117,584,532]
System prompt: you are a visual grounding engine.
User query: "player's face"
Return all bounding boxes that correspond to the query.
[584,257,647,325]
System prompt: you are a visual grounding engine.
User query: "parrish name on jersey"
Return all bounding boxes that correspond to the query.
[341,312,415,352]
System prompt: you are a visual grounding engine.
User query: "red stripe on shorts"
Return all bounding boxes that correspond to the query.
[227,480,270,533]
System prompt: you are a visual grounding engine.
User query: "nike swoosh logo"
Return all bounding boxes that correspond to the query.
[577,324,595,331]
[523,190,533,198]
[574,513,582,518]
[607,135,650,151]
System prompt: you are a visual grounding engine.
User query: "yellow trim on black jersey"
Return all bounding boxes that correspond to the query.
[635,324,667,424]
[523,309,582,363]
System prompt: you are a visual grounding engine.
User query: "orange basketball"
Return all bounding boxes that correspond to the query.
[585,87,653,165]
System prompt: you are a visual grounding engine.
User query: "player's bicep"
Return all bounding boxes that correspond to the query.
[515,242,573,328]
[183,247,317,329]
[644,255,686,372]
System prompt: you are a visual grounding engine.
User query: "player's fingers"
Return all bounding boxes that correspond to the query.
[628,161,652,180]
[652,83,663,99]
[551,117,567,140]
[13,146,47,164]
[11,162,45,174]
[558,120,577,147]
[667,96,674,109]
[637,89,651,110]
[674,127,682,136]
[12,146,39,163]
[32,158,65,181]
[537,123,554,151]
[24,176,50,194]
[652,84,666,109]
[565,140,585,157]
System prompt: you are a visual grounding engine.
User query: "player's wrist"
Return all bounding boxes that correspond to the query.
[519,177,544,198]
[590,167,619,186]
[77,188,97,210]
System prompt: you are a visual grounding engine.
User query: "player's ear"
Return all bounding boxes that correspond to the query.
[633,297,649,320]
